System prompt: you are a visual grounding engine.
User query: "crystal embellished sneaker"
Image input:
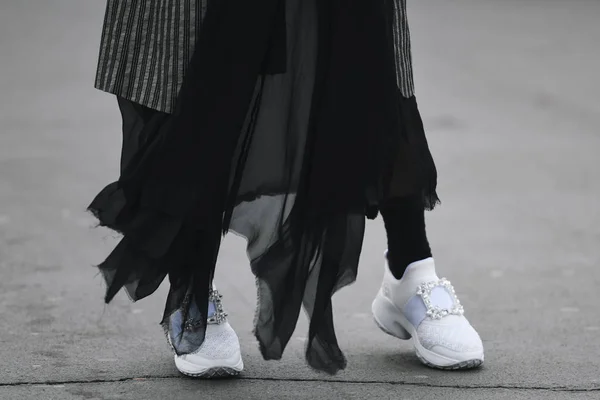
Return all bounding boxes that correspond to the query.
[172,288,244,378]
[372,256,484,370]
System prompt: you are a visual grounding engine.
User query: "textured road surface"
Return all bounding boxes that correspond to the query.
[1,1,599,399]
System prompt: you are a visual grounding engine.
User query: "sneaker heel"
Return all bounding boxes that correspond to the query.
[372,293,411,340]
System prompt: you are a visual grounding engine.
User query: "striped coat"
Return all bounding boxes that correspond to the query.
[95,0,415,114]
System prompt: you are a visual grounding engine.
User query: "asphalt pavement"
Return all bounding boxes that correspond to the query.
[1,1,599,399]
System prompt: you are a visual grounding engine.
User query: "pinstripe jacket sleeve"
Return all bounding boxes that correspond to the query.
[95,0,415,114]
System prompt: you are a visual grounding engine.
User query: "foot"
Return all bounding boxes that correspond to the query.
[173,288,244,378]
[372,256,484,370]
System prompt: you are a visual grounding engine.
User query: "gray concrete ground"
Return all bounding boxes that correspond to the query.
[1,1,599,399]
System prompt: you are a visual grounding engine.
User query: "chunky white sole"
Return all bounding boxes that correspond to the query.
[174,352,244,378]
[372,290,484,370]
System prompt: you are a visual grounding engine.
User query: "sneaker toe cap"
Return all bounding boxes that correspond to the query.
[183,323,241,361]
[417,316,483,356]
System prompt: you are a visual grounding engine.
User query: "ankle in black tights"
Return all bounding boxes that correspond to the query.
[380,195,432,280]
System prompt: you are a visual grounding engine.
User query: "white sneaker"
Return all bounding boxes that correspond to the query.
[372,256,484,370]
[173,288,244,378]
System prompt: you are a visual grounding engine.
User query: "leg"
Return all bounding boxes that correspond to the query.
[115,97,244,378]
[380,195,432,279]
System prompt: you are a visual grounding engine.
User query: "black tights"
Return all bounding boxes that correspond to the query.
[380,195,432,279]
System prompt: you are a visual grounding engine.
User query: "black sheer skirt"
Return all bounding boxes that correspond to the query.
[89,0,439,374]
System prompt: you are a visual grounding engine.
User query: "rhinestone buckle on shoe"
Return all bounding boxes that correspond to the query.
[416,278,464,320]
[207,289,228,325]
